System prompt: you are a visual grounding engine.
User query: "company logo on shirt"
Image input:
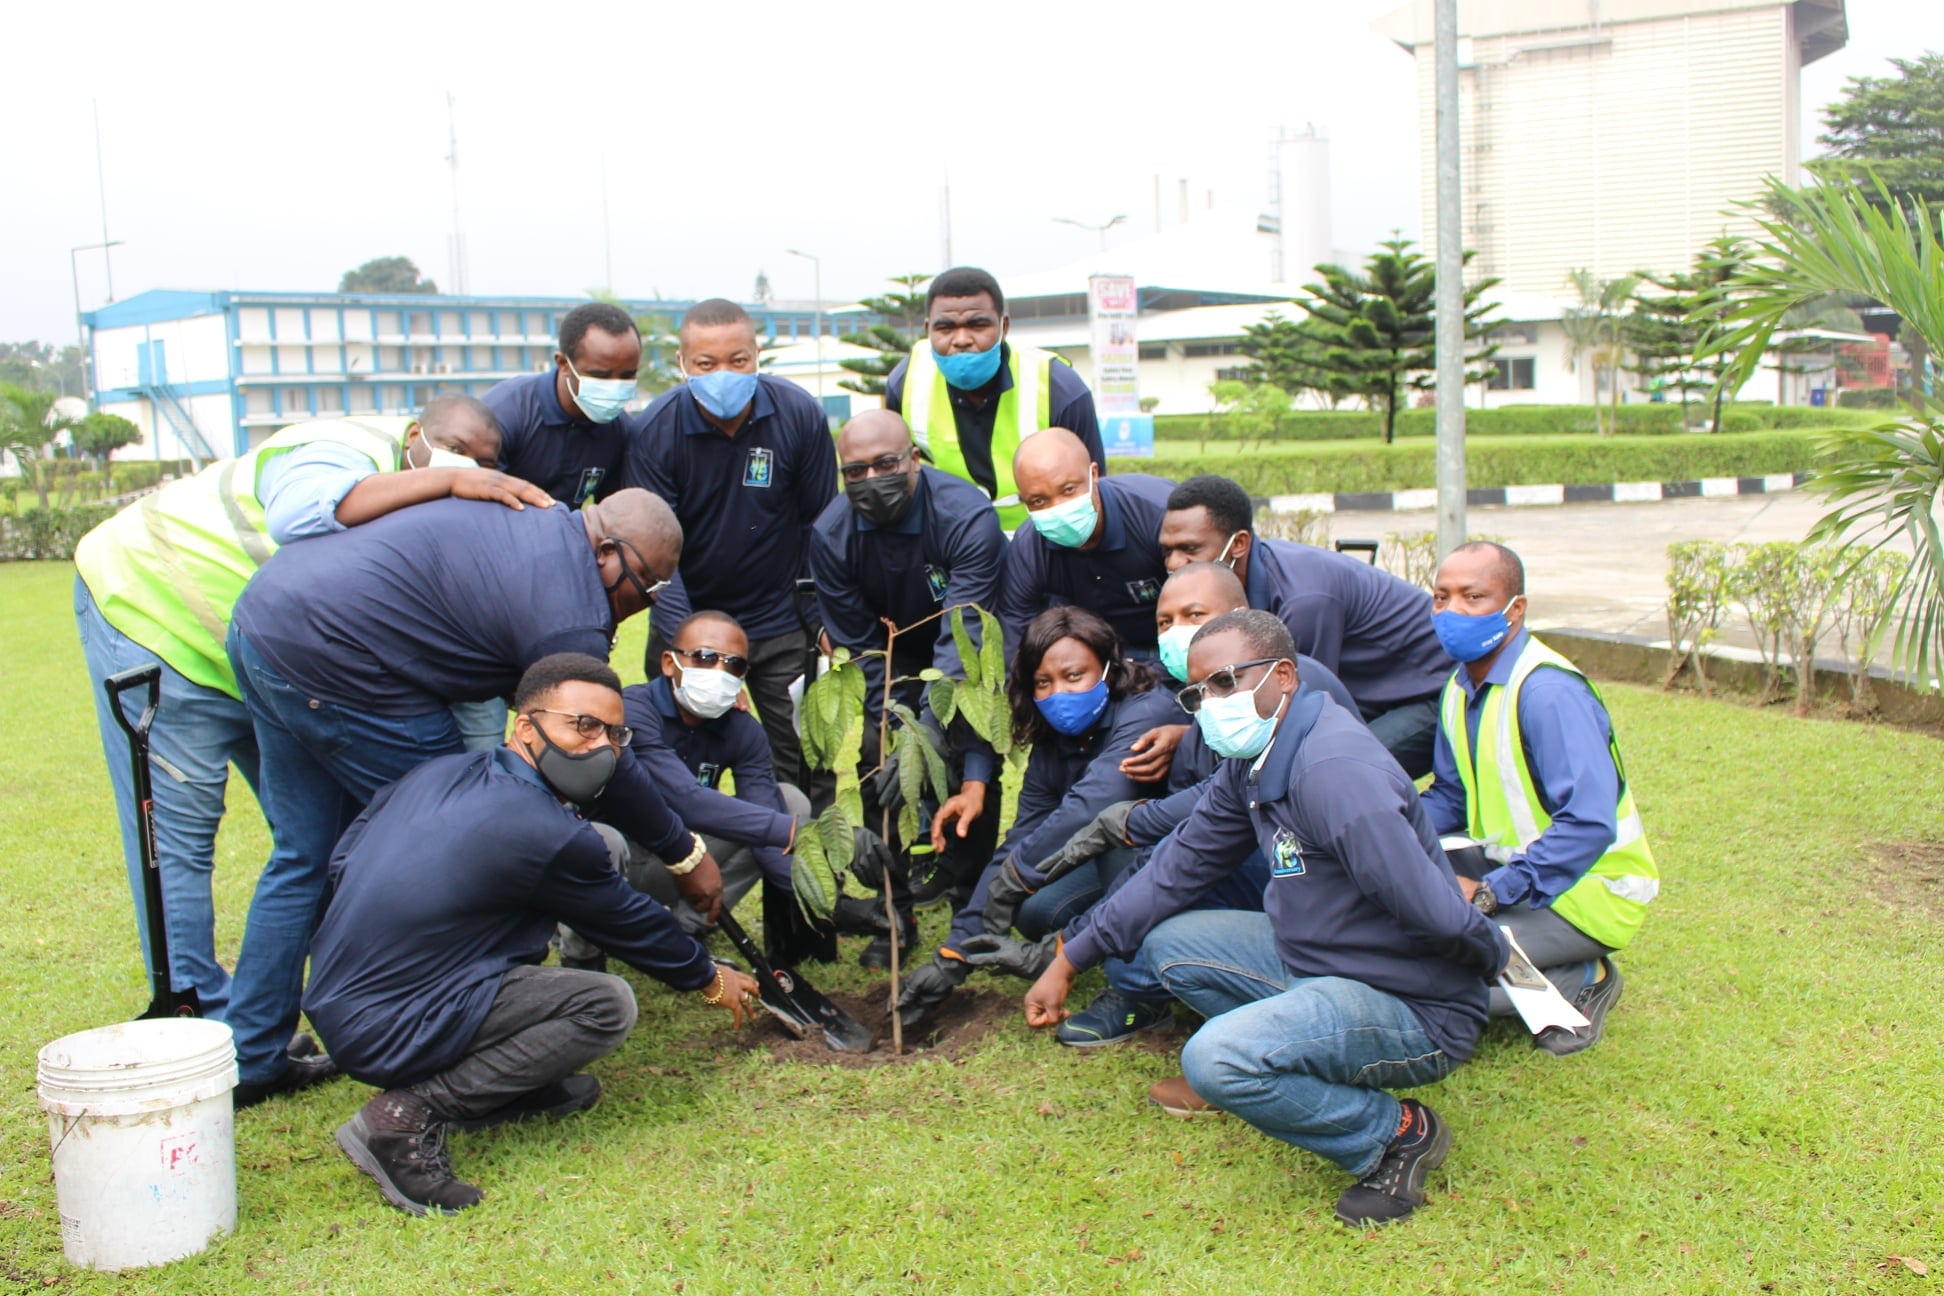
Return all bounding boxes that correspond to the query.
[925,564,949,604]
[695,762,722,789]
[574,467,605,507]
[744,447,774,488]
[1125,578,1160,604]
[1270,829,1306,877]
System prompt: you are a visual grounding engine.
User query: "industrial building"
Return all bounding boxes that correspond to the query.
[1374,0,1849,296]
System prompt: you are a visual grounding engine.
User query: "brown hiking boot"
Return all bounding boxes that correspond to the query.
[335,1090,482,1217]
[1147,1074,1219,1118]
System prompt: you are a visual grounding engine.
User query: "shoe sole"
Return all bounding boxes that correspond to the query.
[335,1114,460,1218]
[447,1084,603,1134]
[1058,1016,1172,1049]
[1535,960,1623,1056]
[1333,1110,1452,1227]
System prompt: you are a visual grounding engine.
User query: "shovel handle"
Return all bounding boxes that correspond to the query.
[105,664,162,741]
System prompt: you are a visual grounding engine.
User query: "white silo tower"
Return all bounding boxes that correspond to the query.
[1263,125,1334,288]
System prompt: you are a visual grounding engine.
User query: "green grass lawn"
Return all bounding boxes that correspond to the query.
[3,558,1941,1293]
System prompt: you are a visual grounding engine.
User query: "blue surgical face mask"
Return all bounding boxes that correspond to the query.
[1035,677,1111,736]
[1028,477,1099,549]
[1196,666,1287,760]
[1157,623,1199,682]
[687,368,759,421]
[932,342,1005,391]
[564,357,634,425]
[1432,598,1520,663]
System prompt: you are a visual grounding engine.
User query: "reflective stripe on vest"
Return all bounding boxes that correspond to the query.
[1439,634,1659,950]
[904,343,1055,532]
[73,417,412,697]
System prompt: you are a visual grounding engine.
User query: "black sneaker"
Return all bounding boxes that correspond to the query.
[857,909,919,971]
[1055,990,1172,1048]
[336,1090,483,1217]
[1333,1099,1451,1228]
[907,866,959,910]
[233,1051,340,1110]
[1535,957,1623,1056]
[448,1075,603,1133]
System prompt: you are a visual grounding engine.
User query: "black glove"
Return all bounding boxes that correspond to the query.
[864,748,903,813]
[958,933,1060,980]
[1030,800,1139,885]
[980,855,1035,937]
[847,826,899,892]
[830,893,893,937]
[894,954,968,1027]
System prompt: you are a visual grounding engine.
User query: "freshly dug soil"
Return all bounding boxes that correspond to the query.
[742,981,1013,1068]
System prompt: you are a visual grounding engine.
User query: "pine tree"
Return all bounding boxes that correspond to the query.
[1237,311,1352,408]
[838,274,932,398]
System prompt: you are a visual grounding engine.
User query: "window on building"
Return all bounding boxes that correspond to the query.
[1215,365,1258,382]
[285,387,313,416]
[348,385,376,413]
[1138,342,1170,361]
[1183,341,1244,358]
[316,387,344,413]
[407,311,432,336]
[246,389,273,415]
[375,311,402,339]
[1487,356,1537,391]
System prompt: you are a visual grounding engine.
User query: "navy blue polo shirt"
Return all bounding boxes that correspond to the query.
[624,375,838,640]
[1126,653,1357,843]
[885,343,1104,498]
[1063,692,1510,1061]
[1244,537,1451,715]
[808,467,1007,730]
[996,473,1175,658]
[620,678,795,882]
[944,684,1183,953]
[303,746,715,1089]
[230,498,612,716]
[481,370,633,506]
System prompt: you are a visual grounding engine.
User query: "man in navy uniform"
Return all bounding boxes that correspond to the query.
[307,653,761,1216]
[225,488,722,1106]
[994,428,1174,661]
[808,409,1009,930]
[1157,475,1451,777]
[884,267,1102,530]
[1025,610,1508,1228]
[482,302,642,506]
[626,298,838,792]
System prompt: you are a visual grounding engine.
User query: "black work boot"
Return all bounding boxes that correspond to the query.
[1333,1099,1451,1228]
[335,1090,483,1217]
[857,904,919,971]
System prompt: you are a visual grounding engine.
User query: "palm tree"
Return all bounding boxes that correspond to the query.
[0,384,76,510]
[1715,177,1944,689]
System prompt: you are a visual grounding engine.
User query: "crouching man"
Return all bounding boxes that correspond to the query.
[304,653,760,1216]
[1022,611,1509,1228]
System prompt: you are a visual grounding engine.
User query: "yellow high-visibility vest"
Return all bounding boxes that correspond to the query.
[903,342,1057,532]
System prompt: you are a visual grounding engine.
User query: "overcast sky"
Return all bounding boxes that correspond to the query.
[2,0,1934,344]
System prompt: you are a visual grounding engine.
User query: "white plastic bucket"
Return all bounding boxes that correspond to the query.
[37,1018,238,1272]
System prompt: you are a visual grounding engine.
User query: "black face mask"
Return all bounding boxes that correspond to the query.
[522,720,618,805]
[846,473,914,527]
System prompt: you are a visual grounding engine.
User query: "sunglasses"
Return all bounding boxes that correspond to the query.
[526,708,633,747]
[674,646,750,678]
[1174,658,1283,715]
[839,450,910,483]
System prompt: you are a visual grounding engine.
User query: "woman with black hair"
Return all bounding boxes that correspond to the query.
[897,606,1185,1025]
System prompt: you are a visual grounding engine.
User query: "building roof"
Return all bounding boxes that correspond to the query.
[1373,0,1847,65]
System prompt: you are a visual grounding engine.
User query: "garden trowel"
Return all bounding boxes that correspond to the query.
[715,911,873,1052]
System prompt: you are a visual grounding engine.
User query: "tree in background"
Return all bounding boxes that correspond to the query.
[839,274,931,398]
[1237,310,1352,408]
[70,412,143,494]
[1298,237,1499,443]
[0,342,87,397]
[1206,379,1297,452]
[1627,271,1710,417]
[1563,270,1639,436]
[1806,52,1944,211]
[1716,177,1943,689]
[0,384,77,510]
[338,257,438,294]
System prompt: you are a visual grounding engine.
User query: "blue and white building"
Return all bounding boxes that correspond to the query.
[82,289,844,462]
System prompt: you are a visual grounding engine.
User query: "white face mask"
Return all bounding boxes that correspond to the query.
[672,663,743,719]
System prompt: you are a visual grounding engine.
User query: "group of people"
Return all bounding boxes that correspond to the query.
[73,266,1658,1227]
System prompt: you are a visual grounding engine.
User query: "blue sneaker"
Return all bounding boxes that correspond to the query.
[1055,990,1172,1048]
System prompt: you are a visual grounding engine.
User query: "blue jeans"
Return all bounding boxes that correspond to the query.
[448,698,509,751]
[1148,910,1455,1177]
[1106,848,1272,1001]
[1016,846,1143,940]
[74,577,260,1017]
[226,625,462,1083]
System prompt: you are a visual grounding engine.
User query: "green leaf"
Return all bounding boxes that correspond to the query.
[790,832,833,921]
[800,662,859,769]
[897,800,923,855]
[950,606,981,688]
[816,804,854,877]
[917,727,951,804]
[930,676,958,725]
[894,725,925,819]
[831,645,851,665]
[978,608,1006,699]
[918,667,945,681]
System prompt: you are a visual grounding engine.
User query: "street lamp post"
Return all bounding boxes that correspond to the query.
[71,239,126,402]
[785,248,823,404]
[1053,214,1127,251]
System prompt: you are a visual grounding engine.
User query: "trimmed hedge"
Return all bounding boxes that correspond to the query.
[1152,403,1870,443]
[1,504,118,561]
[1111,431,1822,496]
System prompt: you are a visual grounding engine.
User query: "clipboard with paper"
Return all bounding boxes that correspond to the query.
[1497,926,1591,1035]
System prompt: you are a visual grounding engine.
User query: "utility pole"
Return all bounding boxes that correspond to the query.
[786,248,824,404]
[445,92,470,294]
[92,100,117,300]
[1433,0,1468,559]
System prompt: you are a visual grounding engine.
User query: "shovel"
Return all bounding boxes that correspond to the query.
[714,911,873,1052]
[104,663,202,1020]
